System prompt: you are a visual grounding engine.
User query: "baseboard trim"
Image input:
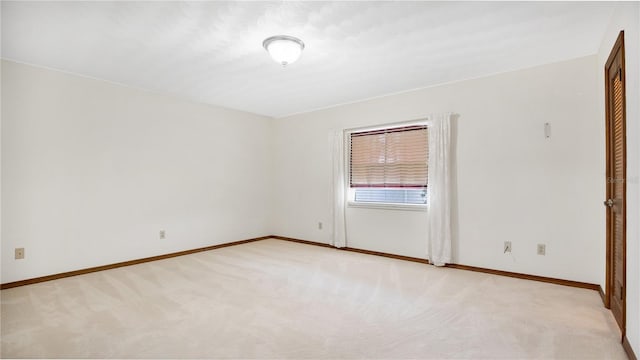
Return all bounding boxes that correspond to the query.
[272,235,600,291]
[270,235,335,249]
[0,236,271,290]
[623,336,638,360]
[270,236,430,264]
[343,247,429,264]
[445,264,599,290]
[598,285,607,306]
[0,234,601,294]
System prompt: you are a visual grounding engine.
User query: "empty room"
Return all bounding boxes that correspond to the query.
[1,1,638,359]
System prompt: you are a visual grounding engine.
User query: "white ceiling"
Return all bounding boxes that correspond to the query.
[2,1,617,118]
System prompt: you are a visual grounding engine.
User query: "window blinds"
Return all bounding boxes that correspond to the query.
[350,125,428,188]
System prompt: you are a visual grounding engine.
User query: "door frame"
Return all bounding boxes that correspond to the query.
[604,30,626,337]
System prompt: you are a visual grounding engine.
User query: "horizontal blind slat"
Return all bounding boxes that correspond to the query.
[350,126,428,188]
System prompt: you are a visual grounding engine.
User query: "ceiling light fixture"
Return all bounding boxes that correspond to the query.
[262,35,305,66]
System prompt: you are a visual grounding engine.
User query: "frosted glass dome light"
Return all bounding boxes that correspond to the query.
[263,35,305,66]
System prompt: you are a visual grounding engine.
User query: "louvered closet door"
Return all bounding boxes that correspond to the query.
[605,31,626,335]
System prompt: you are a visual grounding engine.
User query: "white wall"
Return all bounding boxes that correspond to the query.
[273,55,603,284]
[597,2,640,352]
[0,57,4,285]
[1,60,273,283]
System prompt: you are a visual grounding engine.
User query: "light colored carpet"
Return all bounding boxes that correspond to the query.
[1,238,625,359]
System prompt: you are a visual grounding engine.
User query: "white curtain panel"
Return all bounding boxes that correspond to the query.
[427,113,453,266]
[332,130,347,248]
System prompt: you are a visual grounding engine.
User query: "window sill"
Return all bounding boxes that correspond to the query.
[347,202,428,212]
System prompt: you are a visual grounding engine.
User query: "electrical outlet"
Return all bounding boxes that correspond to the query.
[15,248,25,260]
[504,241,512,253]
[537,244,546,255]
[318,222,323,230]
[159,230,166,239]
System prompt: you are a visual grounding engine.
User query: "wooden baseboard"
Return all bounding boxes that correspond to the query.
[598,285,607,306]
[0,236,271,290]
[445,264,600,290]
[270,235,334,249]
[624,335,638,360]
[270,236,429,264]
[0,234,602,294]
[272,235,600,291]
[343,247,429,264]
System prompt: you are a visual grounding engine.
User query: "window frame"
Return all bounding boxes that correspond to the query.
[345,119,430,211]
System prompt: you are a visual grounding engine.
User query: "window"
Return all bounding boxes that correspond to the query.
[348,124,428,207]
